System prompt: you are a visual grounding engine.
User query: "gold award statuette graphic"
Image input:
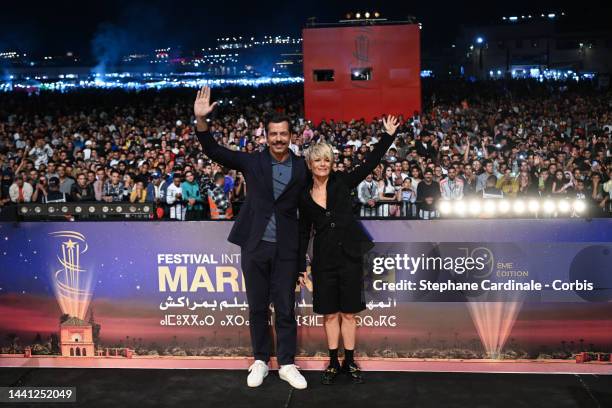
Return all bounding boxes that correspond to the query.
[49,231,93,320]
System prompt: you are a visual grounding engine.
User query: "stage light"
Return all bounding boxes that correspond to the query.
[355,12,361,19]
[528,200,540,213]
[89,206,95,213]
[116,206,123,213]
[20,207,28,214]
[61,206,69,213]
[573,200,586,213]
[345,13,352,19]
[143,206,150,213]
[374,12,380,18]
[557,200,571,213]
[439,200,452,215]
[483,200,496,215]
[543,200,555,213]
[513,200,526,214]
[129,206,136,213]
[454,200,467,216]
[468,200,482,216]
[498,200,510,214]
[476,37,484,44]
[102,206,109,213]
[34,206,42,213]
[49,207,56,214]
[365,12,370,18]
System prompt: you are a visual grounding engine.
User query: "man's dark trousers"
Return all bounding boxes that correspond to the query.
[241,240,296,365]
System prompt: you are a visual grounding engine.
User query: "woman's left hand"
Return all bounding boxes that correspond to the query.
[383,115,400,136]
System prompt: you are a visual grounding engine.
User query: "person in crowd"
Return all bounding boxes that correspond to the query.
[357,173,378,217]
[399,178,417,217]
[298,115,399,385]
[166,172,185,221]
[476,160,495,193]
[57,165,75,195]
[44,177,69,203]
[129,181,147,203]
[9,174,33,203]
[208,172,232,220]
[378,166,400,216]
[416,168,441,219]
[146,173,163,203]
[28,138,54,168]
[102,170,125,202]
[482,175,503,199]
[440,167,464,200]
[182,170,203,220]
[71,173,96,202]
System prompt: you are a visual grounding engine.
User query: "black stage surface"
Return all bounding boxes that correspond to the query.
[1,368,611,407]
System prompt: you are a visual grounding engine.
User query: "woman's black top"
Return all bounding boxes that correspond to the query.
[298,132,395,272]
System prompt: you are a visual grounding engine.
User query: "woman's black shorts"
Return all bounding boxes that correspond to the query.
[311,252,366,315]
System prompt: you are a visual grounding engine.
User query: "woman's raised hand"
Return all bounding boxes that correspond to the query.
[382,115,400,136]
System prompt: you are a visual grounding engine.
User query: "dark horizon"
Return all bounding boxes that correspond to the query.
[1,0,607,59]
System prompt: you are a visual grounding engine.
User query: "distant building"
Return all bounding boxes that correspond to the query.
[455,13,612,79]
[60,316,94,357]
[303,22,421,123]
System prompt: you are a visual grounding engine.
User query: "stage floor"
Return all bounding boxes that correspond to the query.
[1,367,611,408]
[1,355,611,375]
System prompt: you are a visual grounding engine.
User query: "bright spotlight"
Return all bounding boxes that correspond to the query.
[573,200,586,213]
[528,200,540,213]
[476,37,484,44]
[374,11,380,18]
[468,200,482,216]
[513,200,526,214]
[454,201,467,216]
[355,12,361,19]
[557,200,571,213]
[483,200,496,215]
[498,200,511,213]
[365,12,370,18]
[439,200,452,215]
[543,200,556,213]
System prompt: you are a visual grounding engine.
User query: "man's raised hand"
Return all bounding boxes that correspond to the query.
[194,86,218,119]
[382,115,400,136]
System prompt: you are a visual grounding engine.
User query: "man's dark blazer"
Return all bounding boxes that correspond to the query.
[297,132,394,272]
[196,130,308,261]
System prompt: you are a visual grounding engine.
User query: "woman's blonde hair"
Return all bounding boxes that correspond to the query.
[303,142,334,167]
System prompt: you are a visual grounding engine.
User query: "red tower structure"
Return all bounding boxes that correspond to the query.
[303,23,421,124]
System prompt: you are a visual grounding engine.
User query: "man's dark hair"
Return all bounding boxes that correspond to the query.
[213,172,225,182]
[266,114,291,131]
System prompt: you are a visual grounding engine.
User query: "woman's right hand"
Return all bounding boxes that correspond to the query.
[297,273,307,287]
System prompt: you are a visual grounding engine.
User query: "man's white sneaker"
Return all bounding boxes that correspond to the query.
[247,360,269,387]
[278,364,307,389]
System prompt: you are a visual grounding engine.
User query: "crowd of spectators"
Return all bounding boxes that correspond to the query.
[0,79,610,220]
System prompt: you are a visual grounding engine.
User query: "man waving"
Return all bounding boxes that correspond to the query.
[194,86,308,389]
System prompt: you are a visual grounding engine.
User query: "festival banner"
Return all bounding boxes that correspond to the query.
[0,220,610,363]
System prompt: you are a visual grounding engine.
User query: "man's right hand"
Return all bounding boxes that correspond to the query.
[194,86,218,119]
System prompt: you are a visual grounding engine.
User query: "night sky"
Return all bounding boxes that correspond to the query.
[1,0,604,58]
